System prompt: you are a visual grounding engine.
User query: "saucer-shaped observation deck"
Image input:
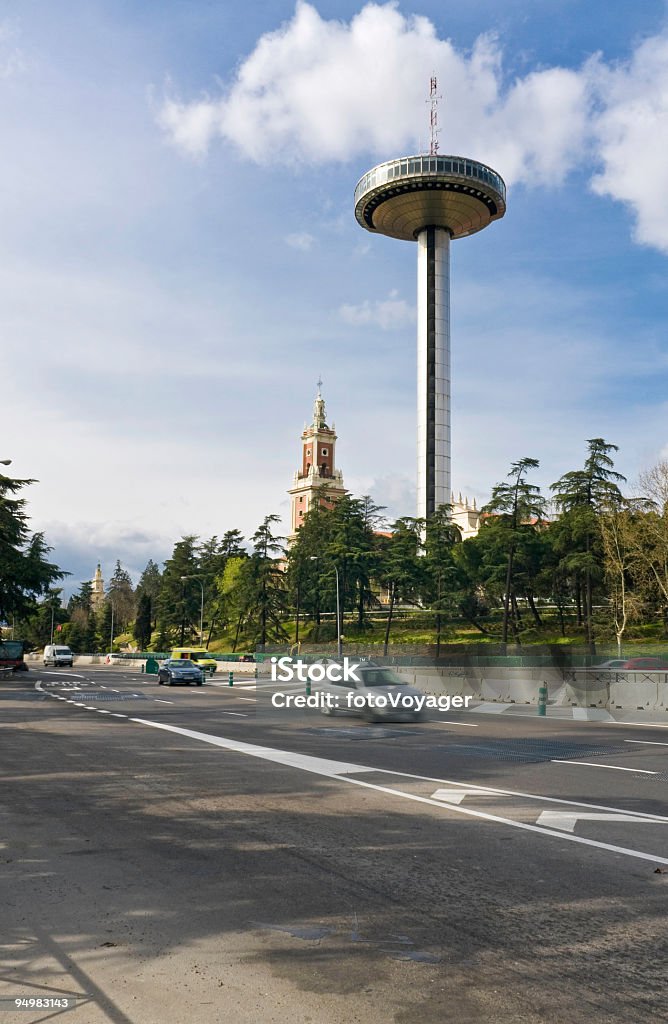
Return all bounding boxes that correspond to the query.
[354,154,506,241]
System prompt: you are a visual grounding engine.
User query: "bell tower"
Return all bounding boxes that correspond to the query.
[91,563,105,610]
[288,382,346,538]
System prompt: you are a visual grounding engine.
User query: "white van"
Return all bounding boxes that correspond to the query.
[43,645,74,667]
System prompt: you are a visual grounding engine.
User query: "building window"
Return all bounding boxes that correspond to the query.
[299,496,303,503]
[321,447,328,455]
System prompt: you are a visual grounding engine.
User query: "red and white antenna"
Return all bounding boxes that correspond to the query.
[428,76,441,155]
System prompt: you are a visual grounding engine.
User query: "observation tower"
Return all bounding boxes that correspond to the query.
[354,80,506,521]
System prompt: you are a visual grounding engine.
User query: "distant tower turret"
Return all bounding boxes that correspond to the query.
[91,563,105,610]
[288,382,346,538]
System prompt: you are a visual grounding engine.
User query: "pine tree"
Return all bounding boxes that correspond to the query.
[483,459,545,644]
[551,439,625,653]
[0,469,64,622]
[134,592,153,650]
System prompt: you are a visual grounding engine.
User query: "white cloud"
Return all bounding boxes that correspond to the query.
[157,5,668,254]
[340,289,415,329]
[286,231,315,250]
[0,22,26,79]
[589,35,668,252]
[157,2,591,186]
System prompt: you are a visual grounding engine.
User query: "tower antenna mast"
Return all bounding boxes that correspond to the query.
[429,76,441,156]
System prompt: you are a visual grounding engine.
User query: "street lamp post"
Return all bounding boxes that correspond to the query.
[181,576,205,641]
[310,558,342,658]
[110,602,115,653]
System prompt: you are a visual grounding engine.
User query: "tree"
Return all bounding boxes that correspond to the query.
[216,557,249,652]
[67,580,96,652]
[552,439,625,653]
[134,592,153,650]
[623,461,668,635]
[325,494,385,635]
[482,459,545,644]
[286,501,334,642]
[0,469,64,623]
[107,560,136,632]
[599,497,646,655]
[241,516,288,650]
[423,506,462,653]
[376,517,423,654]
[156,536,200,644]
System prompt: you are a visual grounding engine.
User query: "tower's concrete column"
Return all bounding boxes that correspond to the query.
[417,226,450,521]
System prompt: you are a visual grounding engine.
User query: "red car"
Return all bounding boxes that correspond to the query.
[622,657,668,670]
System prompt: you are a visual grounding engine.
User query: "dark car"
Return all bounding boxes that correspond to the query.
[622,657,668,670]
[158,659,204,686]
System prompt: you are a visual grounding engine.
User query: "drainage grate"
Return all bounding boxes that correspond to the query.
[66,692,147,701]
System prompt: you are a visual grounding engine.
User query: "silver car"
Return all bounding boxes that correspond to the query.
[158,659,204,687]
[319,663,426,723]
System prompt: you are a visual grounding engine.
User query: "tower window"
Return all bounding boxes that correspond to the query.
[321,448,328,456]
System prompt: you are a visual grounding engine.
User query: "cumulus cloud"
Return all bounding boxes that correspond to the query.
[339,289,415,329]
[158,4,668,253]
[157,2,591,186]
[589,35,668,253]
[286,231,315,250]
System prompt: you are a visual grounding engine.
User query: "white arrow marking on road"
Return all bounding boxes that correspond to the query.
[537,810,668,833]
[431,788,490,805]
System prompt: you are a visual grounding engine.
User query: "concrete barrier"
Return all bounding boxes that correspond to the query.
[395,665,668,712]
[395,665,566,706]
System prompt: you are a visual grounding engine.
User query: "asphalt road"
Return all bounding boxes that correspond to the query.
[1,666,667,1024]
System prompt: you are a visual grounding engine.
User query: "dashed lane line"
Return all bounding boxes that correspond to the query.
[551,760,658,774]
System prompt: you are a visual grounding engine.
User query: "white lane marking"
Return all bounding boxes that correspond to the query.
[432,789,482,805]
[612,721,668,729]
[551,760,658,774]
[220,711,248,717]
[41,671,86,679]
[435,719,478,727]
[154,699,174,704]
[536,810,667,833]
[126,718,668,866]
[110,713,127,718]
[624,739,668,747]
[237,697,257,702]
[470,703,513,714]
[110,689,120,693]
[128,719,376,776]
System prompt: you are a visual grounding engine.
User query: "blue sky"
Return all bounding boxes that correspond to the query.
[3,0,668,595]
